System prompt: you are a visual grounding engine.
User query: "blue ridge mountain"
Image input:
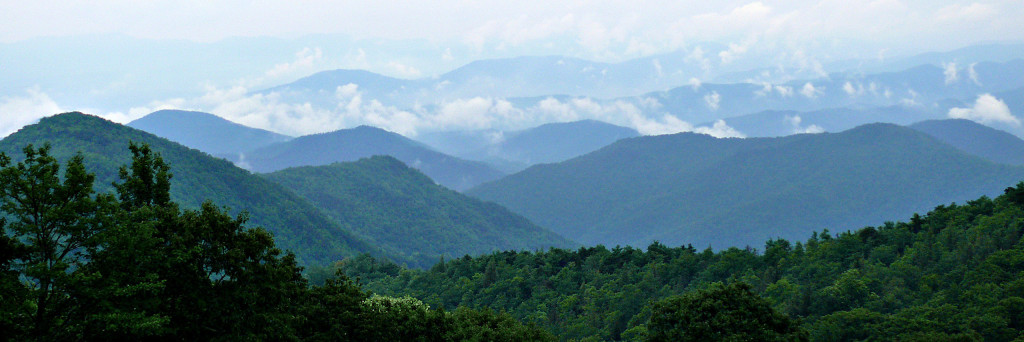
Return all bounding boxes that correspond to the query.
[263,156,575,268]
[418,119,640,173]
[909,118,1024,166]
[0,112,376,265]
[469,123,1024,249]
[243,125,505,191]
[128,109,292,157]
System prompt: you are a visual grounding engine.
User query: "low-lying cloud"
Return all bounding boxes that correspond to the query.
[0,87,63,138]
[948,93,1019,126]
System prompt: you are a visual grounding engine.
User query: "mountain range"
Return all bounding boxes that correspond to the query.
[0,112,574,267]
[469,123,1024,249]
[0,112,374,265]
[418,120,640,172]
[127,109,291,158]
[263,156,574,267]
[240,125,505,191]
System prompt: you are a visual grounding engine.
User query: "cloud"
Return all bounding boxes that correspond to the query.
[784,114,824,134]
[756,82,793,97]
[385,61,423,79]
[688,77,702,90]
[968,62,980,85]
[948,93,1019,126]
[800,82,821,98]
[0,87,63,137]
[695,120,745,138]
[942,62,958,84]
[843,82,860,96]
[704,91,721,110]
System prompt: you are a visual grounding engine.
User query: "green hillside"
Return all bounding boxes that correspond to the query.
[0,112,376,265]
[263,156,575,268]
[469,123,1024,249]
[348,184,1024,340]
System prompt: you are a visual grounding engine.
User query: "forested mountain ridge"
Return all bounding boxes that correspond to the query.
[0,112,376,265]
[470,123,1024,249]
[244,125,505,191]
[909,118,1024,165]
[263,156,575,268]
[127,109,292,157]
[420,119,640,173]
[345,184,1024,340]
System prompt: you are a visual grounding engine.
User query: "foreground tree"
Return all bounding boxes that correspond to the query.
[646,282,807,342]
[0,144,119,338]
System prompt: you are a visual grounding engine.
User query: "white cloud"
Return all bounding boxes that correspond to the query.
[843,81,860,96]
[784,114,824,134]
[948,93,1019,126]
[968,62,980,85]
[386,61,423,79]
[943,62,958,84]
[688,77,702,91]
[704,91,721,110]
[800,82,821,98]
[695,119,745,138]
[0,87,63,137]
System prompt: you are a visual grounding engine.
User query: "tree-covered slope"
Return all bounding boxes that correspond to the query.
[127,109,291,157]
[347,185,1024,341]
[909,118,1024,165]
[0,112,375,265]
[263,156,575,268]
[246,125,505,191]
[469,123,1024,249]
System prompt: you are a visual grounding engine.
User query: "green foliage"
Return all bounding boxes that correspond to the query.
[264,155,574,268]
[0,112,377,265]
[646,282,806,341]
[347,184,1024,341]
[0,141,551,340]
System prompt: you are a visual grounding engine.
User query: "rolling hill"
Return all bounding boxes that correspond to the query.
[469,123,1024,248]
[263,156,575,268]
[127,109,291,157]
[909,119,1024,165]
[244,125,505,191]
[419,120,640,172]
[0,112,375,265]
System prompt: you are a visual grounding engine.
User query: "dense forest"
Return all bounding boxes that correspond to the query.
[0,143,552,341]
[341,183,1024,340]
[4,139,1024,340]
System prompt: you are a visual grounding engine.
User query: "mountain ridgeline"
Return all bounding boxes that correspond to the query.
[909,118,1024,165]
[242,125,505,191]
[0,112,376,265]
[263,156,575,268]
[127,109,291,157]
[469,123,1024,249]
[418,119,640,172]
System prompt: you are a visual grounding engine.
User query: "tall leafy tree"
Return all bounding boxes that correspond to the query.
[646,282,807,342]
[0,144,117,338]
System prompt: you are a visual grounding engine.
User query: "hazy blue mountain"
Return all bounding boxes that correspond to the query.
[127,109,292,157]
[419,120,640,172]
[639,59,1024,125]
[469,123,1024,249]
[909,119,1024,165]
[264,156,574,268]
[244,125,505,191]
[0,112,377,265]
[706,106,939,137]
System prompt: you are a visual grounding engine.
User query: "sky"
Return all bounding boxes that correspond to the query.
[1,0,1023,137]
